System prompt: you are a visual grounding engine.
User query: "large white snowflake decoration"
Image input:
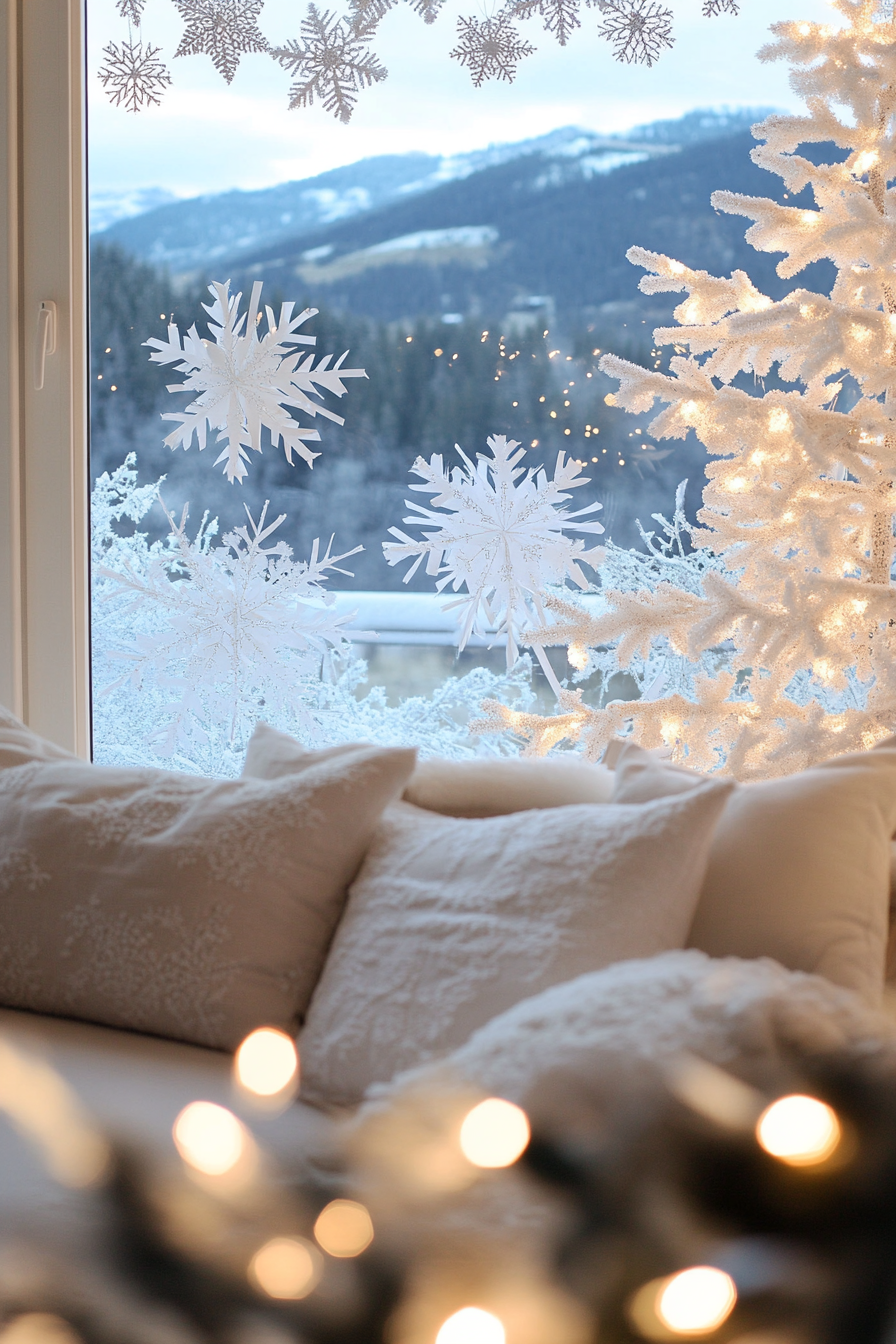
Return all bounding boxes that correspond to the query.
[102,500,363,754]
[383,435,605,671]
[505,0,580,46]
[173,0,269,83]
[98,38,172,112]
[349,0,446,30]
[596,0,674,65]
[449,12,536,84]
[271,7,387,123]
[145,279,366,483]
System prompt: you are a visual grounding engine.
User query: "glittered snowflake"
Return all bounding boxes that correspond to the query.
[506,0,580,45]
[116,0,148,21]
[596,0,674,64]
[701,0,738,13]
[98,38,172,112]
[173,0,269,83]
[383,435,604,668]
[102,502,362,754]
[145,279,366,483]
[348,0,446,28]
[449,12,536,85]
[271,7,387,123]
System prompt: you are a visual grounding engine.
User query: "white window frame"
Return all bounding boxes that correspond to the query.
[0,0,89,757]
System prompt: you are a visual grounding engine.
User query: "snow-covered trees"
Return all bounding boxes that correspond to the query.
[482,0,896,777]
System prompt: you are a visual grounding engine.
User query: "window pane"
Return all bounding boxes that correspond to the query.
[87,0,829,772]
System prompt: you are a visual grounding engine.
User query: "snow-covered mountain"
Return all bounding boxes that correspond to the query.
[96,108,774,273]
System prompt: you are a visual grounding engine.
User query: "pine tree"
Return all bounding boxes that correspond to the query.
[480,0,896,778]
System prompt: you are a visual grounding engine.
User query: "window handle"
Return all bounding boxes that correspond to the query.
[34,300,57,391]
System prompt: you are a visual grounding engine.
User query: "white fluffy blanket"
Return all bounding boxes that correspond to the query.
[373,950,896,1118]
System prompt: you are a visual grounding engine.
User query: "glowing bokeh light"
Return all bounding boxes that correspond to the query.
[436,1307,506,1344]
[459,1098,530,1168]
[756,1094,841,1166]
[249,1236,322,1299]
[234,1027,299,1097]
[655,1268,741,1333]
[657,1267,737,1335]
[173,1100,246,1175]
[313,1198,374,1257]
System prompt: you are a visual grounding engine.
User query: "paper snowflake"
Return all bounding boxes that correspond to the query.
[271,7,387,123]
[173,0,269,84]
[145,279,367,483]
[349,0,446,27]
[116,0,148,21]
[383,435,605,668]
[596,0,674,64]
[506,0,580,45]
[98,38,172,112]
[449,12,536,85]
[102,502,362,754]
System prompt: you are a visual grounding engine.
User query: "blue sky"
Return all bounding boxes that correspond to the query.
[87,0,836,197]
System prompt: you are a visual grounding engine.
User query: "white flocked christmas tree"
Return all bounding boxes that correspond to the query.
[477,0,896,778]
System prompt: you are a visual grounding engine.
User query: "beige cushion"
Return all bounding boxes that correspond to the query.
[0,709,415,1050]
[403,755,614,817]
[612,742,896,1003]
[242,723,615,818]
[298,782,732,1107]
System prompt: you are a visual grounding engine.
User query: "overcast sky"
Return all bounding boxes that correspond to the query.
[87,0,836,197]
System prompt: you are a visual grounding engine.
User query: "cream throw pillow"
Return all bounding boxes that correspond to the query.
[612,742,896,1002]
[0,709,415,1050]
[242,722,615,817]
[297,781,732,1107]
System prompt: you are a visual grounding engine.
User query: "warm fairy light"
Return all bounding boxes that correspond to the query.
[851,323,872,343]
[801,210,820,225]
[749,450,766,464]
[234,1028,298,1097]
[249,1236,322,1299]
[657,1268,737,1335]
[854,149,879,172]
[797,20,812,33]
[668,260,685,275]
[0,1315,83,1344]
[827,715,846,733]
[680,400,698,418]
[768,407,791,433]
[459,1098,530,1168]
[313,1199,374,1257]
[799,303,815,318]
[726,477,748,492]
[813,659,834,683]
[568,643,589,670]
[436,1308,505,1344]
[852,598,869,614]
[756,1094,841,1166]
[681,301,699,322]
[173,1101,247,1176]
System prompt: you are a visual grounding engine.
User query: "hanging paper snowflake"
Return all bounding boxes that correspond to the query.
[271,7,387,123]
[98,38,172,112]
[596,0,674,65]
[349,0,445,28]
[145,279,367,484]
[102,501,362,754]
[383,435,605,669]
[116,0,148,21]
[173,0,269,83]
[506,0,580,46]
[449,12,536,85]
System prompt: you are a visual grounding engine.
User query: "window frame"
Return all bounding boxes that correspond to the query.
[0,0,89,756]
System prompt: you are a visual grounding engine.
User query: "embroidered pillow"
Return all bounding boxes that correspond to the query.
[0,708,415,1050]
[298,781,732,1107]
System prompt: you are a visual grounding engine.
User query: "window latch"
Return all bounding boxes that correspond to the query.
[34,300,57,391]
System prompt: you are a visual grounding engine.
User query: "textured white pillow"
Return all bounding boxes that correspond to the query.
[242,723,615,818]
[373,950,896,1119]
[0,709,416,1050]
[613,742,896,1002]
[298,782,732,1107]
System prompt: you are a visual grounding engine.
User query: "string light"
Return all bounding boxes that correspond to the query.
[249,1237,322,1299]
[756,1094,841,1166]
[172,1101,247,1176]
[436,1308,505,1344]
[234,1027,298,1098]
[657,1268,737,1335]
[313,1199,374,1256]
[459,1097,530,1167]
